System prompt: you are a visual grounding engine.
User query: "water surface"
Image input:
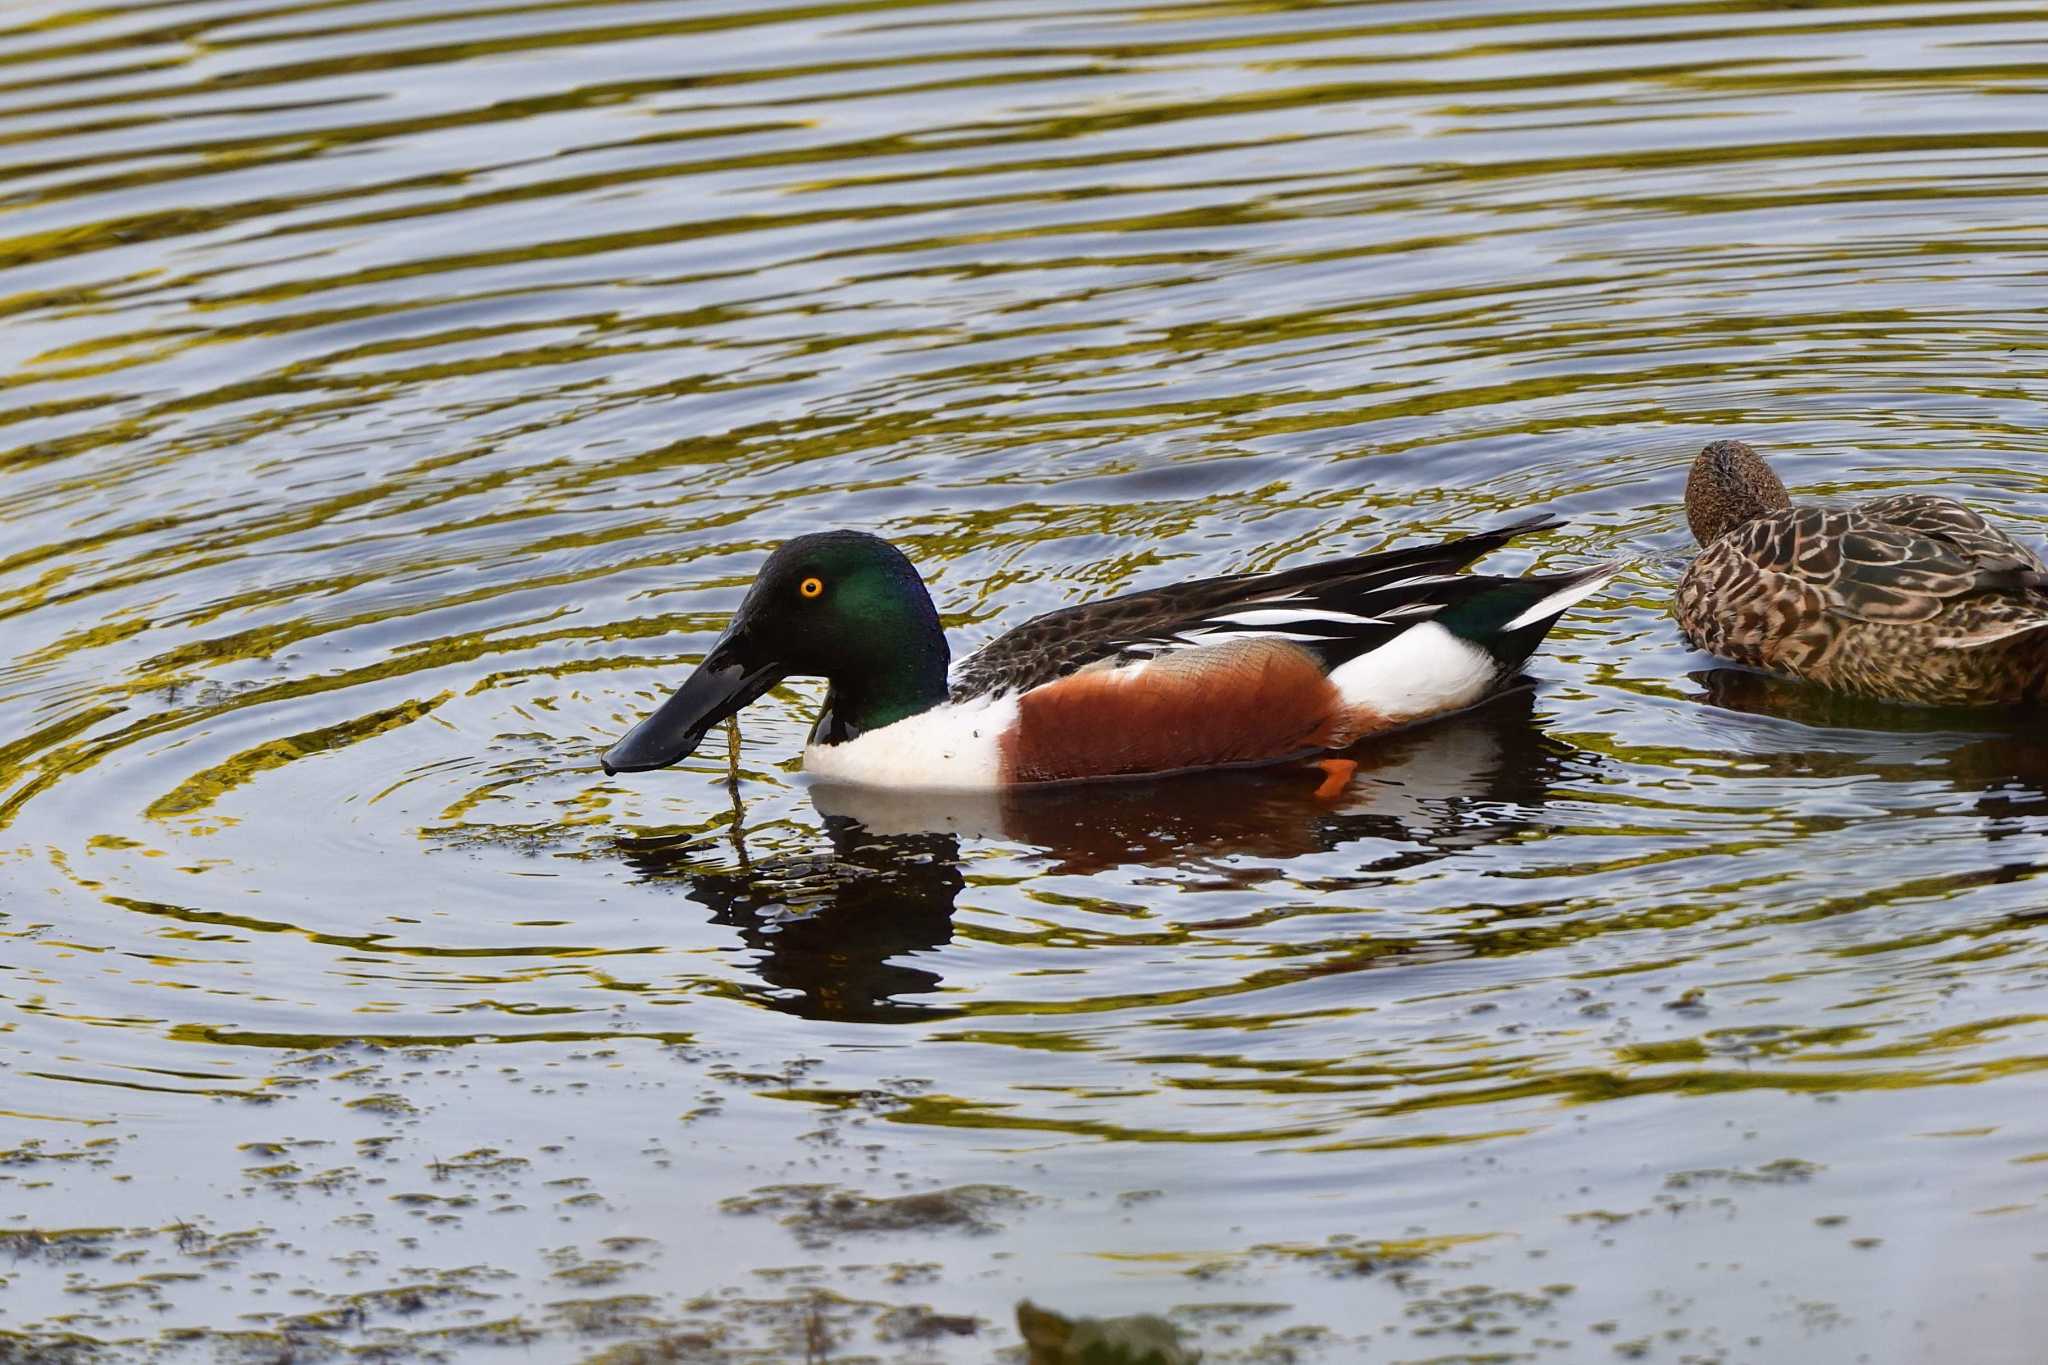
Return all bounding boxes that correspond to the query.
[4,0,2048,1359]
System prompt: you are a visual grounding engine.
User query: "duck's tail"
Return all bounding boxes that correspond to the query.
[1321,559,1623,729]
[1437,561,1627,669]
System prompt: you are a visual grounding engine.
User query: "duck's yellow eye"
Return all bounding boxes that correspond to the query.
[799,576,824,600]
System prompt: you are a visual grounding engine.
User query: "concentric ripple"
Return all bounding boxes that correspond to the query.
[3,0,2048,1359]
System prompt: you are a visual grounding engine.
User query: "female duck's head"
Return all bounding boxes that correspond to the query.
[1685,439,1791,546]
[602,531,950,774]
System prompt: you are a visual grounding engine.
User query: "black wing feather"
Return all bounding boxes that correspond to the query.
[949,515,1563,700]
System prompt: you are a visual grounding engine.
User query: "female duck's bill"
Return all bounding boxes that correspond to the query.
[602,523,1619,791]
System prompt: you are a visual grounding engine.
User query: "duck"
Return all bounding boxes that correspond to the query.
[602,515,1618,791]
[1676,438,2048,706]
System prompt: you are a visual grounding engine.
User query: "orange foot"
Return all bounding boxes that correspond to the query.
[1311,757,1358,801]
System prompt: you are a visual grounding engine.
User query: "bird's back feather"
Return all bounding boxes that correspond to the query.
[950,515,1572,701]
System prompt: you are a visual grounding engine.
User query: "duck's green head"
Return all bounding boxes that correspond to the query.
[602,530,949,775]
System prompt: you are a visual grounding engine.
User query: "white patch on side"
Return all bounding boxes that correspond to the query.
[802,693,1017,790]
[1329,621,1499,721]
[1502,566,1622,631]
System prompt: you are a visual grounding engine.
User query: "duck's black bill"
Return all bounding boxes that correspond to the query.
[602,631,781,775]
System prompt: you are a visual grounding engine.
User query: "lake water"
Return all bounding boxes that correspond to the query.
[3,0,2048,1359]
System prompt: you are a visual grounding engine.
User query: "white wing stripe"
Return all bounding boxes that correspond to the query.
[1502,567,1619,632]
[1180,629,1334,646]
[1128,630,1338,653]
[1205,607,1387,628]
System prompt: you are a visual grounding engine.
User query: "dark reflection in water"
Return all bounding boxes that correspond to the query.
[613,818,967,1023]
[609,690,1592,1021]
[1691,666,2048,793]
[1690,664,2035,739]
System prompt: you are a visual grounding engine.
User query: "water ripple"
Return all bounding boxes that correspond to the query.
[3,0,2048,1358]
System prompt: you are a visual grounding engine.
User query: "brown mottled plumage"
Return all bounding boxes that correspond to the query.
[1675,439,2048,705]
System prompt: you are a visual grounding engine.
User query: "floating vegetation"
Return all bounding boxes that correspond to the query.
[1018,1299,1196,1365]
[720,1184,1040,1250]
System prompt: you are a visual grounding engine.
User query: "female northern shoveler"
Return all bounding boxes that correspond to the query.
[1677,438,2048,705]
[602,516,1618,791]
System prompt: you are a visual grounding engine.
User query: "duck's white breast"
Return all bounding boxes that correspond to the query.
[801,694,1018,790]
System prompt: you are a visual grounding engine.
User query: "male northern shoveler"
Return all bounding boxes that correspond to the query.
[602,516,1618,791]
[1677,438,2048,705]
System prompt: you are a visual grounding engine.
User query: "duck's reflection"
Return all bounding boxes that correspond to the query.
[1691,666,2048,788]
[612,817,966,1023]
[1689,666,2048,844]
[611,687,1587,1022]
